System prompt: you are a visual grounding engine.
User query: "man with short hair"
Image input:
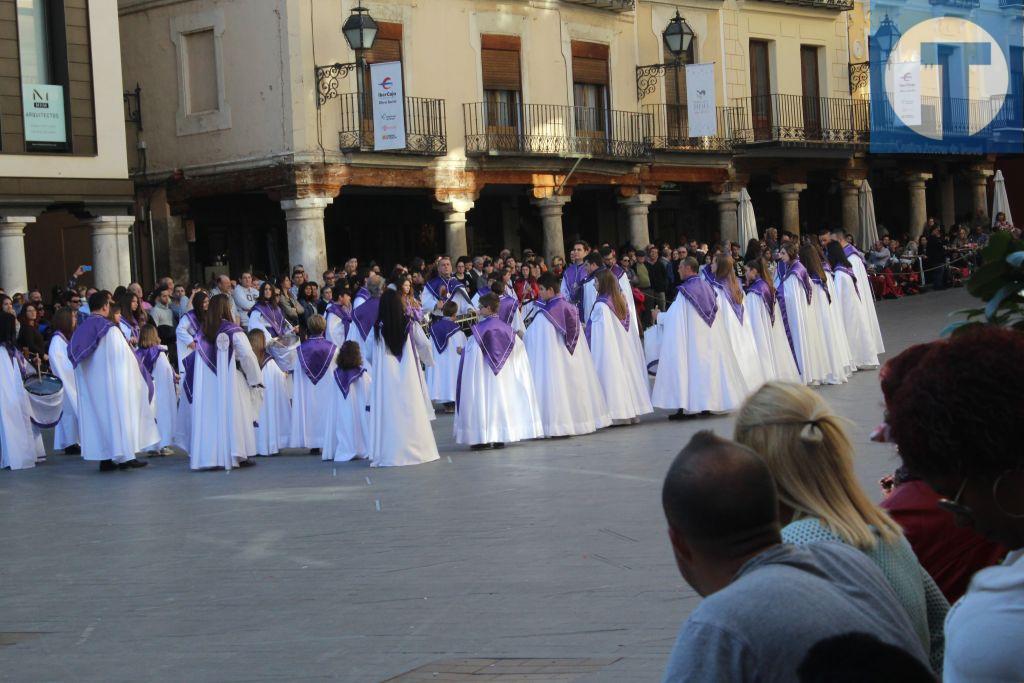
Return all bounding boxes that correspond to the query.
[469,256,487,293]
[149,288,175,328]
[291,267,307,299]
[422,255,474,315]
[170,284,189,322]
[644,244,668,313]
[232,272,259,327]
[561,240,590,319]
[660,432,929,682]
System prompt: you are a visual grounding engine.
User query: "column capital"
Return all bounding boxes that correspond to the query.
[771,183,808,195]
[434,197,475,216]
[904,172,933,185]
[965,166,994,180]
[840,178,863,193]
[84,215,135,234]
[281,196,334,213]
[0,215,39,227]
[531,194,571,217]
[712,192,741,206]
[617,193,657,208]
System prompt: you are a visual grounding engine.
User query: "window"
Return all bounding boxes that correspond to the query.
[571,41,609,139]
[481,35,521,131]
[184,29,217,114]
[16,0,72,152]
[171,9,230,136]
[664,39,696,139]
[749,40,772,140]
[800,45,822,139]
[16,0,52,84]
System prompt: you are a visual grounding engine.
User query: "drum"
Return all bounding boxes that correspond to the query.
[24,373,64,428]
[24,373,63,396]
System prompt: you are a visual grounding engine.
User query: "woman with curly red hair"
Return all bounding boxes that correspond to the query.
[885,327,1024,682]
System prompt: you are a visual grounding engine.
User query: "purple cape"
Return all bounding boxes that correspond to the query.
[676,277,718,327]
[333,366,367,399]
[745,278,777,326]
[252,302,286,337]
[351,297,380,340]
[297,336,337,385]
[833,265,861,300]
[709,279,744,323]
[809,271,832,305]
[326,303,353,337]
[497,295,518,326]
[183,309,201,332]
[133,346,160,402]
[562,262,588,297]
[182,352,196,403]
[430,318,462,354]
[354,287,370,302]
[425,276,467,301]
[779,260,813,305]
[609,263,626,280]
[68,315,117,368]
[584,295,630,345]
[195,320,244,374]
[470,315,515,375]
[843,243,865,263]
[535,295,581,354]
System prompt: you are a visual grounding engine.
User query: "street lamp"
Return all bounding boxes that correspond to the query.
[662,10,694,62]
[314,5,379,109]
[873,13,901,60]
[342,6,378,52]
[637,10,696,100]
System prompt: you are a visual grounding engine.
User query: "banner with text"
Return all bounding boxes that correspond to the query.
[22,84,67,145]
[370,61,407,151]
[892,62,922,127]
[684,63,717,137]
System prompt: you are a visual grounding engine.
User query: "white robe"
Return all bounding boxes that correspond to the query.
[523,313,611,436]
[48,334,79,450]
[288,345,339,450]
[744,291,802,383]
[345,324,375,373]
[422,285,474,316]
[366,325,439,467]
[777,275,833,386]
[834,269,880,369]
[0,349,44,469]
[322,371,372,462]
[75,326,160,463]
[148,348,177,450]
[811,278,853,384]
[175,314,200,373]
[847,250,885,355]
[247,308,284,345]
[326,310,349,347]
[582,272,638,330]
[425,333,464,403]
[713,288,766,392]
[455,333,544,445]
[649,295,750,414]
[188,330,262,470]
[587,301,653,422]
[255,353,293,456]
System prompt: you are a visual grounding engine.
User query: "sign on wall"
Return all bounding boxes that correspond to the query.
[370,61,407,151]
[684,63,717,137]
[891,62,922,127]
[22,84,67,145]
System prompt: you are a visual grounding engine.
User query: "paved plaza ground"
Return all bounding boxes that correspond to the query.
[0,289,970,682]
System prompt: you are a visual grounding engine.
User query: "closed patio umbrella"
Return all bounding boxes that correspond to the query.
[858,180,879,250]
[737,187,758,246]
[991,170,1013,227]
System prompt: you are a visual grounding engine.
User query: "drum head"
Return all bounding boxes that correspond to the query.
[24,374,63,396]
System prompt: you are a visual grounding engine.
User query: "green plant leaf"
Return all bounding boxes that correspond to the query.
[1008,251,1024,269]
[985,284,1024,320]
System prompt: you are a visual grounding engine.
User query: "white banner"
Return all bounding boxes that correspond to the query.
[370,61,407,151]
[684,63,717,137]
[893,62,922,126]
[22,84,66,144]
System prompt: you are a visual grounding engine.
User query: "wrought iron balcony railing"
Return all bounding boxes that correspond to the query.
[464,102,652,160]
[643,104,735,152]
[869,95,1021,137]
[758,0,854,9]
[337,93,447,155]
[560,0,636,11]
[730,94,869,146]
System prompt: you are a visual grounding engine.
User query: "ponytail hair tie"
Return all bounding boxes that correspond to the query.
[800,419,824,443]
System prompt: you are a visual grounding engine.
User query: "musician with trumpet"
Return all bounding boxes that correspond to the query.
[422,256,475,317]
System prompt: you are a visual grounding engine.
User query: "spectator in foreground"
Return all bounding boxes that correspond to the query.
[797,633,936,683]
[885,328,1024,683]
[660,431,927,682]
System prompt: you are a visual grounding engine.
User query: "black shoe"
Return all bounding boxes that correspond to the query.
[668,410,697,421]
[491,442,506,449]
[470,443,492,451]
[237,458,256,468]
[99,459,117,472]
[310,448,321,456]
[64,444,81,455]
[119,459,148,470]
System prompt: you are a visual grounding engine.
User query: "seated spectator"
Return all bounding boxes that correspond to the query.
[660,431,928,682]
[734,382,948,673]
[885,328,1024,683]
[867,239,892,271]
[797,632,936,683]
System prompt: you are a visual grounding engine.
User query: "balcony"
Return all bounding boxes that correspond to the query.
[561,0,636,11]
[464,102,651,161]
[730,95,869,147]
[643,104,734,153]
[758,0,854,9]
[870,95,1022,138]
[337,93,447,155]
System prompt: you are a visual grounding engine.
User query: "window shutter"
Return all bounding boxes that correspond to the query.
[571,41,609,86]
[481,35,521,91]
[365,22,403,64]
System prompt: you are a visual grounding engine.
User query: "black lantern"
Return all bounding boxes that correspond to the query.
[873,14,901,59]
[663,10,694,59]
[343,6,378,52]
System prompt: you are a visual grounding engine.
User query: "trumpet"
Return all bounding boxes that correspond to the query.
[421,311,479,336]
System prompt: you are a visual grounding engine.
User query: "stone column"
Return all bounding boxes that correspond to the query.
[941,175,956,228]
[967,168,993,223]
[772,183,807,235]
[840,180,862,236]
[713,192,740,244]
[435,198,474,259]
[280,197,333,281]
[86,215,135,291]
[532,195,571,264]
[905,173,933,238]
[618,194,656,248]
[0,216,36,294]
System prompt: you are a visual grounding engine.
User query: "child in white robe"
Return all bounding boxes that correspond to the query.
[322,340,372,462]
[248,329,294,456]
[455,292,544,449]
[742,259,801,383]
[47,308,80,454]
[136,325,177,454]
[425,300,464,408]
[288,315,338,454]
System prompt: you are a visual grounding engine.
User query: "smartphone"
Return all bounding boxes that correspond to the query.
[82,265,92,272]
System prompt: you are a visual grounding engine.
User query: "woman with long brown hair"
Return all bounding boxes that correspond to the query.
[117,292,148,347]
[799,242,853,384]
[186,293,262,471]
[775,242,831,385]
[743,258,800,383]
[174,290,208,373]
[711,255,764,390]
[586,269,652,424]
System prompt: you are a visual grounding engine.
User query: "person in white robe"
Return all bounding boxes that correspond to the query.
[524,273,611,437]
[352,280,371,309]
[248,282,296,345]
[474,277,526,336]
[136,325,177,454]
[117,291,146,347]
[649,258,751,418]
[325,288,353,347]
[561,239,591,321]
[69,291,159,470]
[455,292,544,449]
[345,276,384,368]
[185,294,262,470]
[247,329,294,456]
[422,256,475,316]
[175,291,207,374]
[585,269,653,424]
[800,243,853,384]
[365,290,439,467]
[742,259,801,383]
[708,256,766,392]
[774,244,833,386]
[826,240,880,369]
[288,315,338,454]
[581,249,638,330]
[425,300,464,407]
[47,308,80,453]
[322,340,372,462]
[832,227,884,356]
[0,312,46,469]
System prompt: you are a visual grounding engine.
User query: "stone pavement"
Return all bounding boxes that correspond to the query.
[0,289,971,682]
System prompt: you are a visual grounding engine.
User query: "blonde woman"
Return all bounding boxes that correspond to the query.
[734,381,949,674]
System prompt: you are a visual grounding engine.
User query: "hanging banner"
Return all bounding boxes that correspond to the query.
[370,61,407,151]
[22,84,67,145]
[892,62,922,127]
[684,63,717,137]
